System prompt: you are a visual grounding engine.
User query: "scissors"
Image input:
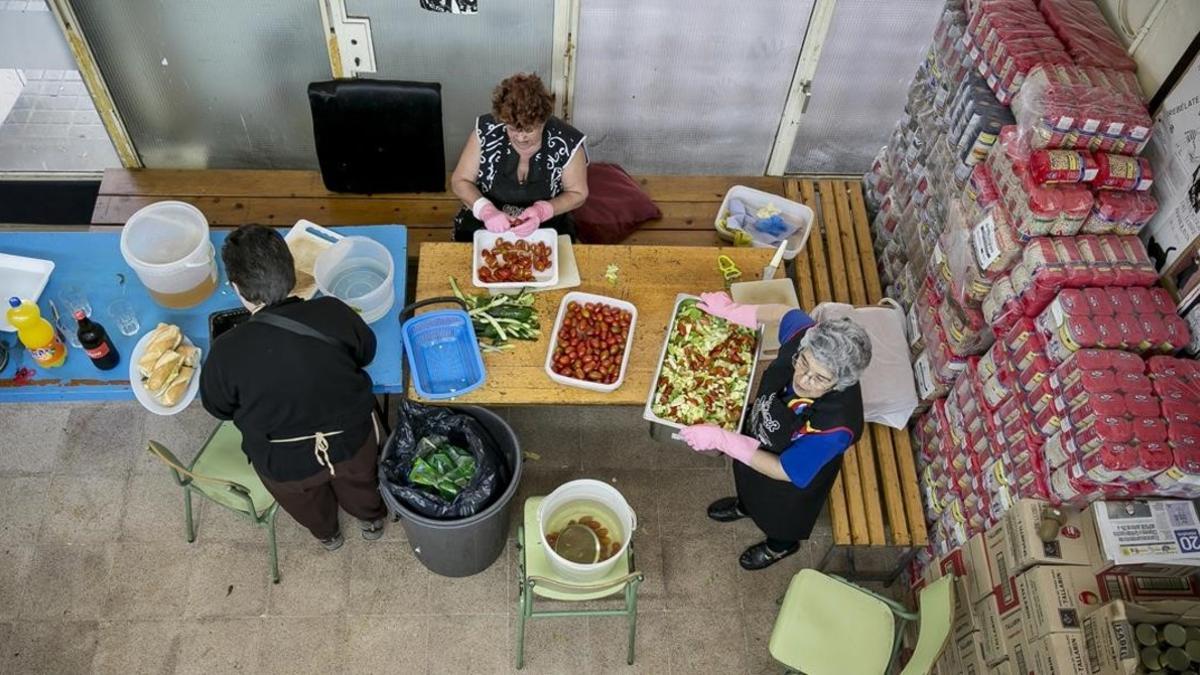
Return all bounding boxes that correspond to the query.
[717,255,742,289]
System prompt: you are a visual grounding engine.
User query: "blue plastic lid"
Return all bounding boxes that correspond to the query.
[401,309,487,400]
[8,297,20,308]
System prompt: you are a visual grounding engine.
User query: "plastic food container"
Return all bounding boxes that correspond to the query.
[715,186,814,260]
[544,292,638,393]
[120,201,217,309]
[471,229,559,289]
[401,309,486,400]
[538,479,636,582]
[314,236,395,324]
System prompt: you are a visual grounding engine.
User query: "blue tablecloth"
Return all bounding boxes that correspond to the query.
[0,225,407,402]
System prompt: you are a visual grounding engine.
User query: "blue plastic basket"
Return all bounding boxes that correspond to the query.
[401,308,487,399]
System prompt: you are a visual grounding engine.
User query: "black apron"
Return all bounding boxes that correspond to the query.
[453,115,583,242]
[733,328,864,542]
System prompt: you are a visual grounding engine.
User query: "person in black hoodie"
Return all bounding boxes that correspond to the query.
[200,225,386,551]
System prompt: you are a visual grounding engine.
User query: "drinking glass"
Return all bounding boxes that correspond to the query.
[55,313,82,348]
[58,284,92,318]
[107,299,140,337]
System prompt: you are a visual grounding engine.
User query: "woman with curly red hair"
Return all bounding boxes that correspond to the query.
[450,73,588,241]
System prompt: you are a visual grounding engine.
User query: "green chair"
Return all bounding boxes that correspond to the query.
[769,569,954,675]
[146,421,282,583]
[515,497,644,670]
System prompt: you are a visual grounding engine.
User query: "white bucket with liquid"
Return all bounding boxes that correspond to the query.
[538,479,637,582]
[120,201,217,309]
[313,236,395,324]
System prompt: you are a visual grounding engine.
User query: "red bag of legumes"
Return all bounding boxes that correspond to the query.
[1028,149,1098,184]
[1093,153,1154,191]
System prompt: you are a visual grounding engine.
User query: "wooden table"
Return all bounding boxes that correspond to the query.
[413,243,773,405]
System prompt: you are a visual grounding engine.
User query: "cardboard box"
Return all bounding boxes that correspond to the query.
[955,629,989,675]
[1029,632,1091,675]
[976,592,1010,665]
[1081,599,1200,675]
[963,532,998,604]
[1011,633,1035,675]
[1003,498,1092,571]
[954,577,982,640]
[1016,566,1103,638]
[1095,568,1200,604]
[1084,499,1200,576]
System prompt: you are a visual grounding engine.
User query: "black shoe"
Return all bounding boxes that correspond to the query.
[739,541,799,571]
[707,497,747,523]
[319,531,344,551]
[359,518,386,541]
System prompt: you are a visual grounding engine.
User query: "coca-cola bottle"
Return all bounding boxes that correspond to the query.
[75,310,120,370]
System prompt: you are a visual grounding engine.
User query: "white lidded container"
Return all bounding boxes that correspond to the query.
[472,229,559,289]
[714,185,814,261]
[120,201,217,309]
[313,235,395,324]
[544,291,638,393]
[538,479,636,582]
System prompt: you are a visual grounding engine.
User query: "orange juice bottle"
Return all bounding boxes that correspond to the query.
[7,297,66,368]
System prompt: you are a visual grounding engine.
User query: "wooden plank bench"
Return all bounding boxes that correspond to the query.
[90,169,786,255]
[787,178,927,585]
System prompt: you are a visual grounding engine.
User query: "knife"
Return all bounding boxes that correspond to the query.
[761,241,788,280]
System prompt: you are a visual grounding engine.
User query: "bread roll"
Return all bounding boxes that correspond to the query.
[175,345,200,368]
[159,366,194,407]
[146,350,182,393]
[138,324,182,377]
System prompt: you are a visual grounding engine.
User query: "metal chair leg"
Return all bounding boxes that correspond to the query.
[183,488,196,543]
[266,509,280,584]
[626,579,641,665]
[516,583,529,670]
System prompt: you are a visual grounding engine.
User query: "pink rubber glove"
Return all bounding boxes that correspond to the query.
[513,200,554,238]
[475,200,513,234]
[697,291,758,328]
[679,424,760,465]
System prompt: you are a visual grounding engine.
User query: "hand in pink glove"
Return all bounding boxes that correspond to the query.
[513,200,554,238]
[696,291,758,328]
[679,424,760,465]
[474,199,513,234]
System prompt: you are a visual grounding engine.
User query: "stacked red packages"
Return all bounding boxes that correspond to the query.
[988,127,1095,236]
[1081,190,1159,235]
[1094,153,1155,191]
[1037,0,1137,72]
[1036,286,1194,362]
[967,0,1071,103]
[1147,357,1200,498]
[1012,64,1151,155]
[1010,235,1158,317]
[1028,149,1098,184]
[982,272,1023,335]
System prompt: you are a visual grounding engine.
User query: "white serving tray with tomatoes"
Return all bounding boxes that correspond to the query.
[472,229,559,289]
[544,291,638,393]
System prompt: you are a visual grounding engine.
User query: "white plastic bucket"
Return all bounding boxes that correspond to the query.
[538,479,637,582]
[313,236,395,324]
[119,201,217,308]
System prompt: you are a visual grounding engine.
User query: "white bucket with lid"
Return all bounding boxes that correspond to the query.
[313,235,395,324]
[119,201,217,308]
[538,479,637,582]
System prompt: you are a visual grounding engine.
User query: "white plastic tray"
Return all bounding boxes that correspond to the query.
[715,185,814,261]
[472,229,559,289]
[544,291,638,393]
[0,253,55,332]
[642,293,762,432]
[130,330,201,416]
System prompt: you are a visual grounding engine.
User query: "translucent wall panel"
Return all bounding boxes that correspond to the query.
[71,1,331,169]
[348,0,554,168]
[572,0,814,175]
[786,0,943,175]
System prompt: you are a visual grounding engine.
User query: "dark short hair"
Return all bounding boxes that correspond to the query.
[492,72,554,130]
[221,225,295,305]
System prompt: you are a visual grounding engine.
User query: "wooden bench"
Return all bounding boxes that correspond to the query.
[786,178,928,585]
[90,169,786,254]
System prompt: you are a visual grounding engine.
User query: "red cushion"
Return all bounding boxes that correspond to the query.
[573,163,662,244]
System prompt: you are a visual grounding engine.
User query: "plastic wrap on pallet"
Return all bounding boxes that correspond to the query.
[1038,0,1138,71]
[1081,189,1158,235]
[987,127,1095,237]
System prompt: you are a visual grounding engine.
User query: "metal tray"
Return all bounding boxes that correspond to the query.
[642,293,762,438]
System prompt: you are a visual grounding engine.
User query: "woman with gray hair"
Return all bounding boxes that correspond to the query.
[679,292,872,570]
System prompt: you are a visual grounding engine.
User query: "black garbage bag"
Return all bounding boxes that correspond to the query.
[380,399,509,519]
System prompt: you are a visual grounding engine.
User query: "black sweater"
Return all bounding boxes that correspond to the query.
[200,297,377,482]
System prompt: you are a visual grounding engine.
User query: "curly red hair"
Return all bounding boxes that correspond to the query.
[491,73,554,130]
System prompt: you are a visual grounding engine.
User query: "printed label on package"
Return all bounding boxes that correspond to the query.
[972,213,1003,270]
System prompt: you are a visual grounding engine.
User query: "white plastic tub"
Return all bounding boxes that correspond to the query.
[313,235,395,324]
[472,229,559,289]
[544,291,638,393]
[538,479,636,582]
[715,185,814,261]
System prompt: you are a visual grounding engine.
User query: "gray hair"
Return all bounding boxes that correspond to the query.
[799,317,872,391]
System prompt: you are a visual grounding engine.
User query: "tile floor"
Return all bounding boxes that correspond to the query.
[0,68,121,172]
[0,401,908,674]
